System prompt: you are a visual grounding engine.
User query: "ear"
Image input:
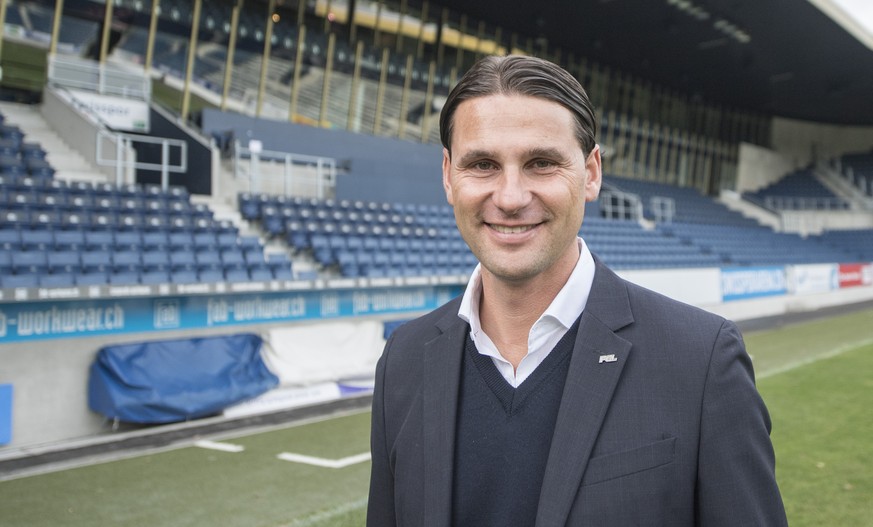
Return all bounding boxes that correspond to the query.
[442,148,454,205]
[583,144,602,203]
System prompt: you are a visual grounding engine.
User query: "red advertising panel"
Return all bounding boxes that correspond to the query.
[838,263,873,288]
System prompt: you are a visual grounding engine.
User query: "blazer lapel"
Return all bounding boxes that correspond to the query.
[536,261,635,526]
[422,308,467,527]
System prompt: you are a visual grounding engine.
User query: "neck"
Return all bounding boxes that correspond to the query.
[477,248,579,369]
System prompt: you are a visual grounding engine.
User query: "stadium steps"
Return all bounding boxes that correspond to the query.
[0,101,105,183]
[816,165,873,207]
[195,177,322,280]
[718,191,782,230]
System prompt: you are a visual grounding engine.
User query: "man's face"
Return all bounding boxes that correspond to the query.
[442,94,602,285]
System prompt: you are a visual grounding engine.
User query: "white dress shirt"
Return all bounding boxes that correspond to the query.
[458,237,596,387]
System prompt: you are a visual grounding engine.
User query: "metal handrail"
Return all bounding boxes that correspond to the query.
[599,189,643,221]
[96,131,187,189]
[47,55,151,101]
[763,196,847,211]
[233,140,338,199]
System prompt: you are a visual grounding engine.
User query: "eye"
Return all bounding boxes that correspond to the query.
[529,159,557,171]
[471,160,497,171]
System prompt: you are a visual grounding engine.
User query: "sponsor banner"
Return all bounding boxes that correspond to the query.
[618,267,721,307]
[223,383,342,419]
[68,89,150,132]
[720,266,787,302]
[838,263,873,288]
[0,285,463,343]
[787,264,838,295]
[0,384,11,446]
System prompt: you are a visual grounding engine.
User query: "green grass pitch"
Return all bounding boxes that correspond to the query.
[1,307,871,526]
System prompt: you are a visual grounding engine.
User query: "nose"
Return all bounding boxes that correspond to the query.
[491,166,531,215]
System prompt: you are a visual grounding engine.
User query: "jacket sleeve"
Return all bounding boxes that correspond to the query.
[367,336,396,526]
[696,320,788,526]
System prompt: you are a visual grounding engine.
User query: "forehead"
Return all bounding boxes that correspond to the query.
[450,94,578,153]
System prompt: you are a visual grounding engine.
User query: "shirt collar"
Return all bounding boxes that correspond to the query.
[458,237,595,332]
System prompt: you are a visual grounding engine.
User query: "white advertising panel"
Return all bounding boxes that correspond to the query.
[788,264,838,295]
[69,89,150,132]
[617,267,722,306]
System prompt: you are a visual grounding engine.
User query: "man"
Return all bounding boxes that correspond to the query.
[368,55,787,526]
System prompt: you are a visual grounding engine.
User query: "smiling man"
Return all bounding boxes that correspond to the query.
[367,55,787,526]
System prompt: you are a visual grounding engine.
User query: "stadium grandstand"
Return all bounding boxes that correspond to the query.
[1,0,873,505]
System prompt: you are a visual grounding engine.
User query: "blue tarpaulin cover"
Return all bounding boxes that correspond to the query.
[88,333,279,424]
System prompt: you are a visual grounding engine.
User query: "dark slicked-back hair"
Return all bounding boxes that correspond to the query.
[439,55,598,156]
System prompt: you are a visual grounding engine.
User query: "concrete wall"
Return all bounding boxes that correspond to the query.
[771,117,873,167]
[736,142,797,193]
[133,105,214,195]
[200,108,445,205]
[0,314,401,451]
[41,87,129,181]
[2,272,872,453]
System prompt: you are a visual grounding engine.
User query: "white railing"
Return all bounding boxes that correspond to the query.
[233,140,338,199]
[96,131,187,189]
[650,196,676,223]
[599,189,644,221]
[48,55,151,101]
[763,196,847,211]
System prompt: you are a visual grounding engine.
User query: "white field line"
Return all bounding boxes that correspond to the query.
[276,451,371,469]
[279,497,369,527]
[756,337,873,380]
[193,440,246,453]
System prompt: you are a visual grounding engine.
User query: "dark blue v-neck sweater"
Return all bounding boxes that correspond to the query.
[451,317,580,526]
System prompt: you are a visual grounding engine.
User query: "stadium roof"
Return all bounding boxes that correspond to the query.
[425,0,873,126]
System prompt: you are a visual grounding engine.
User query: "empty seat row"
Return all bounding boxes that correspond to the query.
[0,192,209,216]
[0,247,268,271]
[0,209,224,232]
[0,265,289,289]
[0,174,190,201]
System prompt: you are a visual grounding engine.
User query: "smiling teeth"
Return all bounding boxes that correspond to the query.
[491,224,533,234]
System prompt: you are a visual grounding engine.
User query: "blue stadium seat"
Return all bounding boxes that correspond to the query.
[114,231,143,250]
[112,250,142,271]
[217,232,238,249]
[169,232,194,250]
[0,253,12,278]
[40,272,76,288]
[1,274,39,288]
[60,211,90,230]
[194,232,218,250]
[221,250,245,267]
[76,271,109,285]
[249,267,273,282]
[198,268,225,283]
[85,230,114,251]
[170,250,197,270]
[11,250,48,274]
[0,229,22,250]
[225,268,250,283]
[142,251,171,272]
[142,231,169,251]
[110,270,141,285]
[47,250,81,274]
[140,269,171,285]
[170,269,199,284]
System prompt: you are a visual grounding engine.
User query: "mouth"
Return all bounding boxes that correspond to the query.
[487,223,538,235]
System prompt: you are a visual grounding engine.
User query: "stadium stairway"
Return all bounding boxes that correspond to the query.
[0,102,104,183]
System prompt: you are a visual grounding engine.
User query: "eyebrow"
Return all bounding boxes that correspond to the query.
[456,149,494,166]
[456,147,569,166]
[525,147,568,160]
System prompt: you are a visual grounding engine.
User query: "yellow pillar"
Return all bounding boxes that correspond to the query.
[221,0,243,111]
[99,0,114,64]
[144,0,161,72]
[180,0,202,122]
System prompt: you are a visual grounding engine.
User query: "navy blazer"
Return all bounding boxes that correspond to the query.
[368,259,787,526]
